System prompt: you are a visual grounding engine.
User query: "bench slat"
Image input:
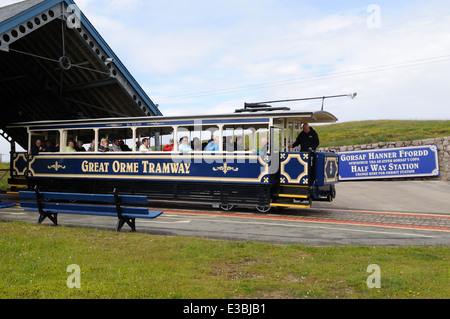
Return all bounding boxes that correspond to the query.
[24,208,162,219]
[19,191,148,205]
[21,202,162,219]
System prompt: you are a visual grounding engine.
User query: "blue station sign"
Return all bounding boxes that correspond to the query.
[339,145,440,180]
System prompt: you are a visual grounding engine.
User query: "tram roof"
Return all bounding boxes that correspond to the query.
[9,110,338,130]
[0,0,162,146]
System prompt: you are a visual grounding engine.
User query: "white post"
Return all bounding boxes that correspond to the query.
[131,127,137,152]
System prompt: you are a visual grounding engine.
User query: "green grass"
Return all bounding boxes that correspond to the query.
[0,163,10,191]
[316,120,450,148]
[0,222,448,299]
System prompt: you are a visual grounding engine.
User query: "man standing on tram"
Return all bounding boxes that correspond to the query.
[289,123,320,152]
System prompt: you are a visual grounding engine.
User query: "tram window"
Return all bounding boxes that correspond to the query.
[175,126,213,152]
[98,128,133,152]
[200,127,220,152]
[30,131,60,153]
[160,129,175,152]
[136,127,164,151]
[254,129,269,153]
[62,130,95,152]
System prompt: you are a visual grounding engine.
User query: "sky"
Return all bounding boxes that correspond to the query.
[1,0,450,158]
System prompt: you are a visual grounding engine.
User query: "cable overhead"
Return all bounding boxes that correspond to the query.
[158,55,450,102]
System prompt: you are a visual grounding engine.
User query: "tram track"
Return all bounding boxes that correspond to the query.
[146,202,450,233]
[1,194,449,245]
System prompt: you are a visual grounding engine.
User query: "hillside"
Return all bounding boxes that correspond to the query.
[315,120,450,148]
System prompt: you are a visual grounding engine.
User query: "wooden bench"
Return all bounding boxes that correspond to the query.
[19,188,163,232]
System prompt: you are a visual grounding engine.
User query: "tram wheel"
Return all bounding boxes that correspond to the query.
[220,204,234,211]
[256,205,271,213]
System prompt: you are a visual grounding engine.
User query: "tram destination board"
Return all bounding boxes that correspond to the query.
[338,145,440,180]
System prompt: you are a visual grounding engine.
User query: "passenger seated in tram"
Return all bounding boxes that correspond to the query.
[139,138,150,152]
[65,140,76,152]
[225,136,235,152]
[163,138,174,151]
[178,136,192,153]
[205,136,220,151]
[111,138,123,152]
[192,137,202,151]
[30,139,44,155]
[99,138,111,152]
[75,140,86,152]
[120,140,132,151]
[203,138,213,150]
[88,139,96,152]
[43,140,59,152]
[235,136,247,151]
[253,137,269,156]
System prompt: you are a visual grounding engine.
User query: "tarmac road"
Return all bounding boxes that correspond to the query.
[321,180,450,214]
[0,181,449,246]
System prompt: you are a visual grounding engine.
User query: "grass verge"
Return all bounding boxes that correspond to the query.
[0,222,448,299]
[316,120,450,148]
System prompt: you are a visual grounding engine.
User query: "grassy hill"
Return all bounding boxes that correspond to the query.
[315,120,450,148]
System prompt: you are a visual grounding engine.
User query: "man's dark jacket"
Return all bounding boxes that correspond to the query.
[292,127,320,151]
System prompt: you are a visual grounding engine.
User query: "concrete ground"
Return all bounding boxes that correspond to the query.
[316,180,450,214]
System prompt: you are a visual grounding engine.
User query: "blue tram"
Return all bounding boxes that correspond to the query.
[8,108,339,212]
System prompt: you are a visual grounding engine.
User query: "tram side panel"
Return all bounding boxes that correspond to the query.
[313,152,339,201]
[12,151,338,208]
[15,152,272,207]
[275,151,339,206]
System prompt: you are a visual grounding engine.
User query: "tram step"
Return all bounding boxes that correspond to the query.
[270,203,311,209]
[276,194,309,199]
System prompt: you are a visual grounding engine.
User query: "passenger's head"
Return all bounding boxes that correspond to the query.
[302,123,310,133]
[77,140,83,147]
[261,137,268,146]
[67,140,75,147]
[101,138,109,147]
[181,136,189,144]
[142,138,149,146]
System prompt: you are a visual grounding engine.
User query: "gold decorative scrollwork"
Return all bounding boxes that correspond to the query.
[212,163,239,175]
[48,161,66,172]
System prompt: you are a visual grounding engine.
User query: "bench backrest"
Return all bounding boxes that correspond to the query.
[19,191,148,205]
[21,201,153,217]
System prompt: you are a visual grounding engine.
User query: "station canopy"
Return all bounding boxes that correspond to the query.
[0,0,162,148]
